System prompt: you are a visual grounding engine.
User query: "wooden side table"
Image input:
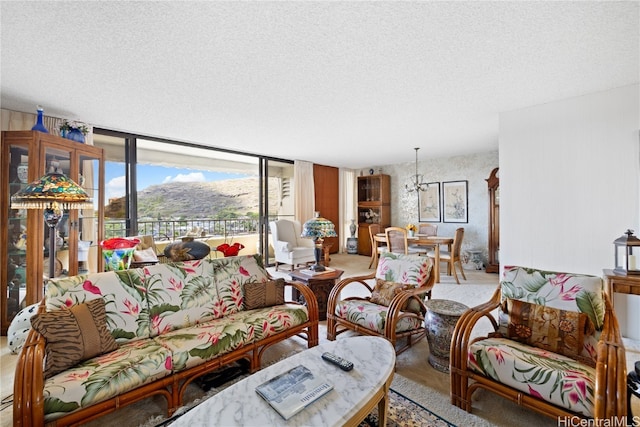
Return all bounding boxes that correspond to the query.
[290,268,344,321]
[602,269,640,307]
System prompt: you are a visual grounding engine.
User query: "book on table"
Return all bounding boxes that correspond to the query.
[255,364,333,420]
[298,267,335,276]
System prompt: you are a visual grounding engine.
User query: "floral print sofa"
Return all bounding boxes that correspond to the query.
[13,255,319,426]
[450,266,627,422]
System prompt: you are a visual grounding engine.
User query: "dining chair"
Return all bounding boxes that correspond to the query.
[385,227,425,255]
[427,227,466,284]
[368,224,387,268]
[410,223,438,253]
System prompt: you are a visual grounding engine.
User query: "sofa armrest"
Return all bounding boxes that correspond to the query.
[594,293,627,420]
[13,301,47,427]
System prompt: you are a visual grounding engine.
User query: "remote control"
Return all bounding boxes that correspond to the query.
[321,352,354,371]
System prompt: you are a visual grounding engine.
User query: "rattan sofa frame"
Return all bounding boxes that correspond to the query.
[13,281,319,427]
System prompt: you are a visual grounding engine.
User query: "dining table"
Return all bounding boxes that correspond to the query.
[375,233,454,283]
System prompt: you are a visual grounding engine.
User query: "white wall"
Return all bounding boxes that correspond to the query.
[500,84,640,339]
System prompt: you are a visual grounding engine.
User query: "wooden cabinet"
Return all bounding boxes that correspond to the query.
[313,164,339,254]
[1,131,104,334]
[486,168,499,273]
[357,174,390,255]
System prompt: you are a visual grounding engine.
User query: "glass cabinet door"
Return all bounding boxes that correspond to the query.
[43,146,72,278]
[5,144,32,326]
[73,151,102,275]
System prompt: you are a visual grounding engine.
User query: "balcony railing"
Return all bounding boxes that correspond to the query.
[104,218,268,241]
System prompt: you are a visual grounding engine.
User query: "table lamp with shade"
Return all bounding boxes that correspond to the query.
[11,172,93,280]
[301,212,337,272]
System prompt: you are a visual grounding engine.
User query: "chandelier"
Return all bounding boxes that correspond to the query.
[405,147,429,192]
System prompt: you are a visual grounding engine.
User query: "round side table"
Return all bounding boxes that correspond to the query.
[424,299,469,373]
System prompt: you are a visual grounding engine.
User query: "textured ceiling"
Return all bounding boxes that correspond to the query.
[1,1,638,169]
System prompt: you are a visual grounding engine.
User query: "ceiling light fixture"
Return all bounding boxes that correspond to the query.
[405,147,429,193]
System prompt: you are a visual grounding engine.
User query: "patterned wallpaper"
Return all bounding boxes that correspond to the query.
[360,150,498,270]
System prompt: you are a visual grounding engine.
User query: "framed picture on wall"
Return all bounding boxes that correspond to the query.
[443,180,468,223]
[418,182,441,222]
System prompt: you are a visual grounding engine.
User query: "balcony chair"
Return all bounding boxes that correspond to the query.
[427,227,466,284]
[327,252,435,355]
[450,266,627,422]
[368,223,388,268]
[269,219,315,271]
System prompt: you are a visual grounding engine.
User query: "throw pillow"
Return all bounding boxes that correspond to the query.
[30,299,119,379]
[244,279,286,310]
[499,298,595,365]
[370,278,423,314]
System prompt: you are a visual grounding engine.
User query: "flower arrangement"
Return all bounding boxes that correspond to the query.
[60,119,89,136]
[406,224,417,232]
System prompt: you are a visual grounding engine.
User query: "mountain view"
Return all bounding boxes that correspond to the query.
[104,177,281,219]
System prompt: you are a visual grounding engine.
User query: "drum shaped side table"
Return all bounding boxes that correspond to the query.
[424,299,469,373]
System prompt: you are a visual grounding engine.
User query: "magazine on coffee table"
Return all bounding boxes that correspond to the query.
[255,364,333,420]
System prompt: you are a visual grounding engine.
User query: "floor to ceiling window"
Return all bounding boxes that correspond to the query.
[92,129,294,264]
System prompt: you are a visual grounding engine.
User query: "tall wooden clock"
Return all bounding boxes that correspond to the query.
[486,168,499,273]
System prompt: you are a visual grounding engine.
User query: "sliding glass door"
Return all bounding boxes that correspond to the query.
[93,129,293,264]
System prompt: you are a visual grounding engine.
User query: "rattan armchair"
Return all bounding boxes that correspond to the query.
[450,266,627,422]
[327,252,434,355]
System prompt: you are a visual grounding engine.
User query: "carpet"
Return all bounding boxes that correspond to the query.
[147,386,455,427]
[358,388,455,427]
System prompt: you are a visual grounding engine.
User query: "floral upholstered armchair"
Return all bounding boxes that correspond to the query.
[450,266,627,422]
[326,252,435,354]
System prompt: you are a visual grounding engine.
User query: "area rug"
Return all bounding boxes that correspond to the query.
[358,388,455,427]
[149,387,455,427]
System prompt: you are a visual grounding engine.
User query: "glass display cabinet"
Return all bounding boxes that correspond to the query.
[356,174,390,255]
[1,131,104,334]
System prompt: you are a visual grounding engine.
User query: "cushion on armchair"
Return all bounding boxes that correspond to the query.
[370,278,424,314]
[375,252,433,286]
[499,266,604,366]
[499,298,595,365]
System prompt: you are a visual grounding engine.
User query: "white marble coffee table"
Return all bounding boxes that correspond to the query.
[170,336,395,426]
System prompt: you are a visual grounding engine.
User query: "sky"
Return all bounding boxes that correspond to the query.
[104,163,250,203]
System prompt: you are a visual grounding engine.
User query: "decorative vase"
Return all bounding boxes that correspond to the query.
[408,230,415,237]
[349,219,356,238]
[66,128,85,143]
[17,163,29,183]
[31,107,48,133]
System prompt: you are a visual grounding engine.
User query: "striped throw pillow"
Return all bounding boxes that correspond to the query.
[30,299,118,378]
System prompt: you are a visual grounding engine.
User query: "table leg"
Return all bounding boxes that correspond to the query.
[434,245,441,283]
[377,385,390,426]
